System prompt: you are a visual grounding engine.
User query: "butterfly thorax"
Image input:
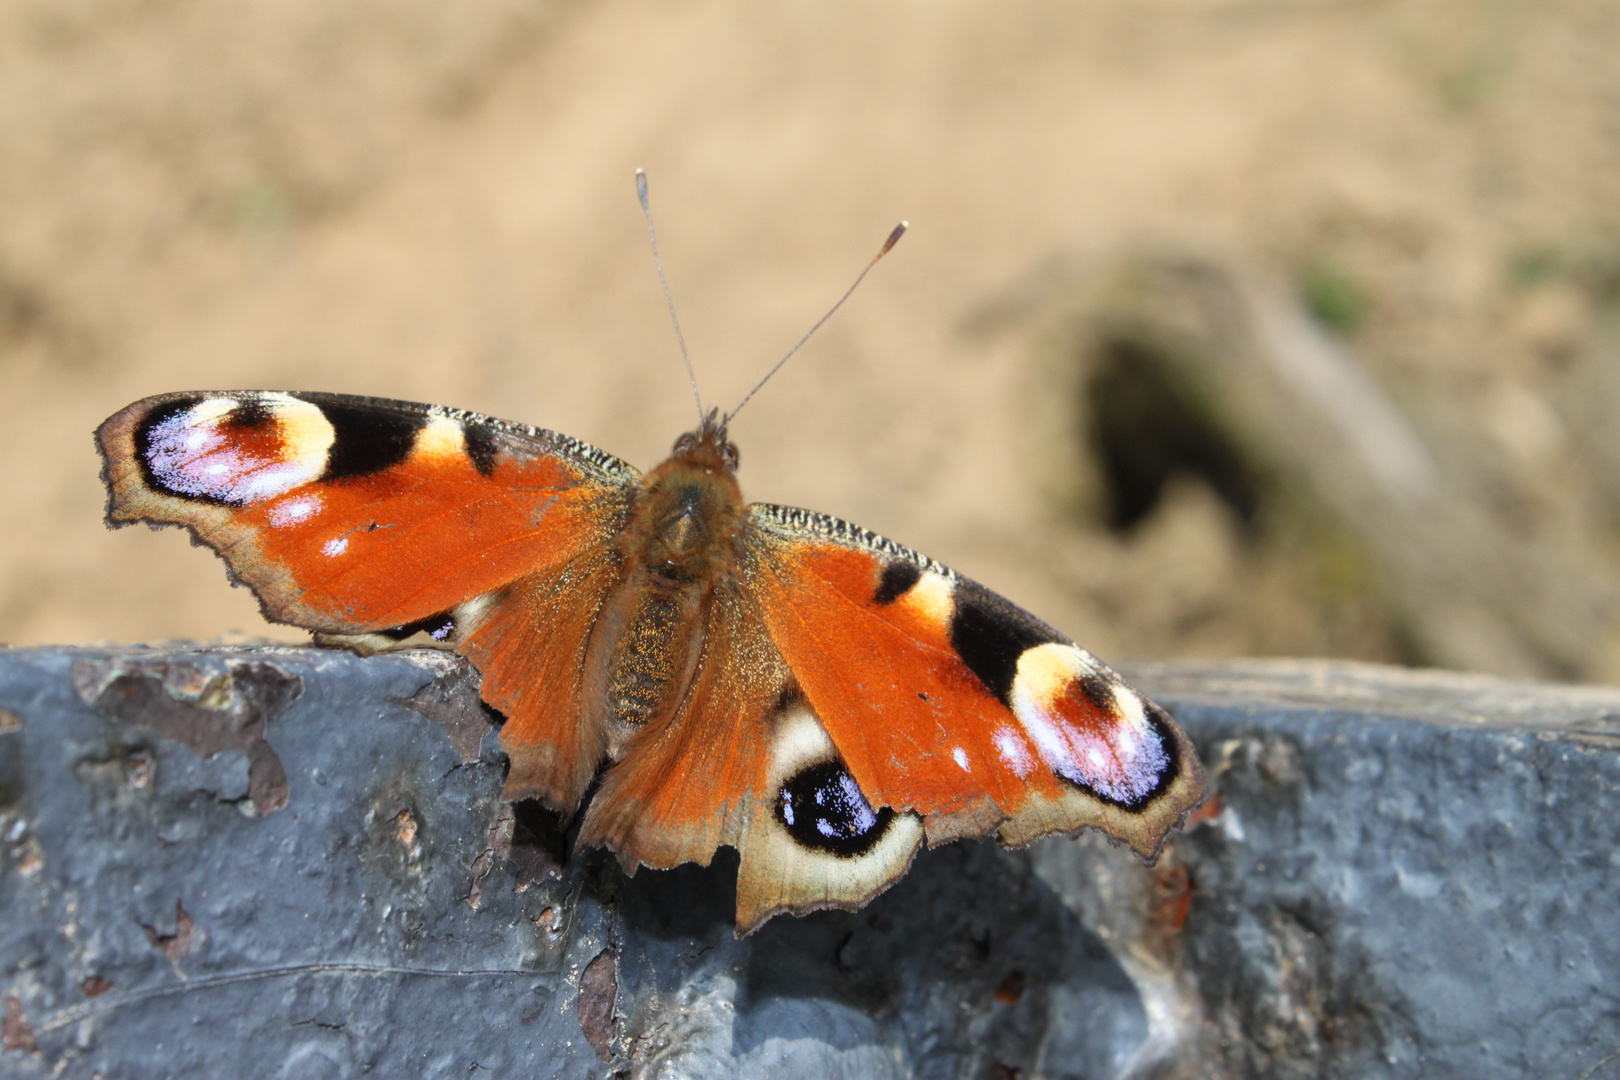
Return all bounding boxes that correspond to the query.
[588,423,747,754]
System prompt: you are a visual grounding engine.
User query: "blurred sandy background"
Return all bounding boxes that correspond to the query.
[5,0,1620,682]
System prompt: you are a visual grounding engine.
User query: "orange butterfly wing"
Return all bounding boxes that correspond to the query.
[97,391,637,813]
[98,391,636,632]
[743,505,1206,860]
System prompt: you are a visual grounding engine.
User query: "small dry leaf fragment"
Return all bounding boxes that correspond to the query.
[393,809,418,850]
[2,996,37,1053]
[126,749,153,789]
[577,949,618,1062]
[13,837,43,877]
[80,976,113,998]
[994,970,1027,1005]
[148,900,194,960]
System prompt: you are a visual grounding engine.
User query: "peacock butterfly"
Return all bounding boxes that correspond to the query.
[95,184,1205,933]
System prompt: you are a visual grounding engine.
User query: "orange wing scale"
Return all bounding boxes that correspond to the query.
[226,453,613,630]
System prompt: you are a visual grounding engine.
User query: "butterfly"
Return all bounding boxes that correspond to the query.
[94,193,1205,933]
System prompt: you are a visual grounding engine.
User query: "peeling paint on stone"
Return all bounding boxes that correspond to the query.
[71,656,300,815]
[397,656,493,764]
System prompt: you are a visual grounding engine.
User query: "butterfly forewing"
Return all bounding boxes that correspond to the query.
[744,503,1206,861]
[98,391,637,633]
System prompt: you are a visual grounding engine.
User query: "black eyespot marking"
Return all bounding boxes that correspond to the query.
[464,424,501,478]
[872,561,922,606]
[133,397,206,498]
[223,398,274,430]
[1076,674,1120,718]
[776,760,894,857]
[381,612,456,642]
[313,399,426,482]
[948,584,1064,707]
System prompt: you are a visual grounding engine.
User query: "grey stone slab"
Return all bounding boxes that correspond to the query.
[0,646,1139,1079]
[0,648,1615,1079]
[1094,659,1620,1080]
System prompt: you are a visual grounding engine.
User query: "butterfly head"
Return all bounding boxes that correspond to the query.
[671,407,740,476]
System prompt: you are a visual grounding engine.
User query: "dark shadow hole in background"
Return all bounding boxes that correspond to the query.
[1085,337,1262,535]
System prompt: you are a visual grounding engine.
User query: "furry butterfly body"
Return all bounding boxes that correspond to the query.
[98,390,1205,931]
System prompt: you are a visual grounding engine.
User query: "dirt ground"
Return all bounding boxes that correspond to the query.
[4,0,1620,681]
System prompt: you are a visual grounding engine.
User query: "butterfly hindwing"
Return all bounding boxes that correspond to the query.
[464,547,626,813]
[575,578,926,933]
[743,504,1206,861]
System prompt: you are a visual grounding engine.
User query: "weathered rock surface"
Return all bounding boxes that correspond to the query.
[0,647,1615,1079]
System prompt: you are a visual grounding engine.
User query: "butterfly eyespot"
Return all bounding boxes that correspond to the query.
[1007,644,1177,809]
[775,760,895,857]
[133,393,334,506]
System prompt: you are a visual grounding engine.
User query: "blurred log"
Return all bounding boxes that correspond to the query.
[2,646,1617,1078]
[977,253,1620,680]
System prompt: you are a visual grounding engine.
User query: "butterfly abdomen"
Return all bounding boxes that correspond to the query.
[590,427,748,753]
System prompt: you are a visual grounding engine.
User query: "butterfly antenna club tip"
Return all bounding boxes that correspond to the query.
[637,169,705,425]
[726,220,909,425]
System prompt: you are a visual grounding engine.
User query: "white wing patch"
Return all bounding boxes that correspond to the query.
[1009,643,1169,805]
[269,494,323,527]
[142,393,333,505]
[412,414,467,463]
[994,726,1036,777]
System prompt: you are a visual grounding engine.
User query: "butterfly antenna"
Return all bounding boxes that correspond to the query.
[725,220,908,425]
[637,168,705,426]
